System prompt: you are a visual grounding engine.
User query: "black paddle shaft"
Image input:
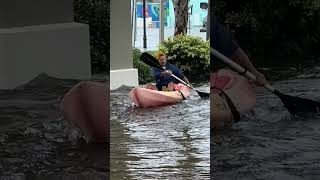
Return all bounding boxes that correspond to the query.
[140,52,209,98]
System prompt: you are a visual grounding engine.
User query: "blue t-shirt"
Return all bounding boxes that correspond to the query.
[152,63,185,89]
[211,16,239,57]
[211,16,239,72]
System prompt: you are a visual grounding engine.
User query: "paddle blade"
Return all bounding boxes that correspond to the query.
[196,90,210,98]
[140,52,161,69]
[274,90,320,115]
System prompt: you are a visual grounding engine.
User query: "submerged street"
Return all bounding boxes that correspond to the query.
[212,67,320,180]
[110,85,210,179]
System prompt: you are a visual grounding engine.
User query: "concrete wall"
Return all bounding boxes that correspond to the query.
[0,0,92,89]
[0,23,91,89]
[0,36,9,88]
[110,0,138,89]
[110,0,132,70]
[0,0,73,28]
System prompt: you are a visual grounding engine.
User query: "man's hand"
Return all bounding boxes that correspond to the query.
[230,48,268,86]
[161,70,172,77]
[253,71,267,86]
[183,76,190,84]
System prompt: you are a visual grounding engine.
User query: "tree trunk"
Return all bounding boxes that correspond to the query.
[172,0,189,36]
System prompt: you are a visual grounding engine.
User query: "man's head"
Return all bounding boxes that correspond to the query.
[156,51,167,67]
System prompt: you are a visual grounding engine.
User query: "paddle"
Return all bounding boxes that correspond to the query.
[211,47,320,115]
[140,52,209,98]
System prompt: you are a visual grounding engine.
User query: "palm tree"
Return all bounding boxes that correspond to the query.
[172,0,190,36]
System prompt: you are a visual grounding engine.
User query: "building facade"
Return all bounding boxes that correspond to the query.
[110,0,139,90]
[0,0,91,89]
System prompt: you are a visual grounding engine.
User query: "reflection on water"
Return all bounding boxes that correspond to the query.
[110,85,210,179]
[212,76,320,180]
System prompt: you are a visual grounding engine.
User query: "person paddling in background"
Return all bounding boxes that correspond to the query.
[211,16,267,86]
[147,51,190,91]
[211,16,268,129]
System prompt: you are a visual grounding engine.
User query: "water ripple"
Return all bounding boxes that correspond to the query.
[110,85,210,179]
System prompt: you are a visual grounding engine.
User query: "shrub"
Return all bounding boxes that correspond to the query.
[132,48,154,84]
[212,0,320,67]
[74,0,109,74]
[159,35,210,83]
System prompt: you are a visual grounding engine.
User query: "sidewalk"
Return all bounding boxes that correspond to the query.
[133,26,207,51]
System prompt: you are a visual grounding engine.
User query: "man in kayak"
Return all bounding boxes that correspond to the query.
[147,51,190,91]
[211,16,268,129]
[211,16,267,86]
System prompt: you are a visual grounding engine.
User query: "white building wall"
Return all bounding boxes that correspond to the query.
[0,0,91,89]
[110,0,138,90]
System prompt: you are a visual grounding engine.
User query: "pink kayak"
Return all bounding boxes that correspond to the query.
[60,81,109,143]
[211,69,256,128]
[211,69,256,112]
[129,83,191,107]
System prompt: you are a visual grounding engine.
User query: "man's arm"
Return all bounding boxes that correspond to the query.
[230,47,259,75]
[152,68,162,80]
[230,47,267,86]
[211,16,267,86]
[160,70,172,77]
[171,64,190,84]
[183,76,190,84]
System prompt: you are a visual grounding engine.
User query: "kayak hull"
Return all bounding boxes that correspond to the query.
[129,83,190,107]
[60,81,109,143]
[211,69,256,128]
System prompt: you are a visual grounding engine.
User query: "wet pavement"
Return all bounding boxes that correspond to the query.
[0,74,109,180]
[212,67,320,180]
[110,85,210,179]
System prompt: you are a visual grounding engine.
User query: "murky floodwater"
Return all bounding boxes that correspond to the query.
[0,74,109,180]
[2,66,320,179]
[110,85,210,179]
[212,69,320,180]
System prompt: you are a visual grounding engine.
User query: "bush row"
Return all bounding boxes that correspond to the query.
[134,35,210,84]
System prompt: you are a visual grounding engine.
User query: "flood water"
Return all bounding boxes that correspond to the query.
[110,85,210,179]
[212,67,320,180]
[0,74,109,180]
[2,67,320,179]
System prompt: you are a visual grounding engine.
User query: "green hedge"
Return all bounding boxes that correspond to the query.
[133,48,154,84]
[212,0,320,67]
[159,35,210,82]
[133,35,210,84]
[74,0,109,74]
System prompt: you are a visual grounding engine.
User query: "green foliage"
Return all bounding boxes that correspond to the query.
[74,0,109,74]
[159,35,210,82]
[212,0,320,67]
[132,48,154,84]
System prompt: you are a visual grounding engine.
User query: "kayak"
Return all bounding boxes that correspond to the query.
[60,81,109,143]
[129,83,191,107]
[211,69,256,129]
